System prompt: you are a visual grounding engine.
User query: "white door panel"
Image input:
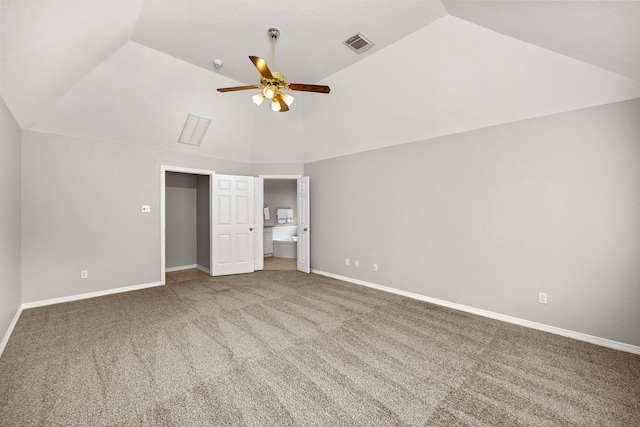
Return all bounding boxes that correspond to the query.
[253,178,264,270]
[297,177,310,273]
[217,234,231,265]
[218,195,231,223]
[212,174,254,276]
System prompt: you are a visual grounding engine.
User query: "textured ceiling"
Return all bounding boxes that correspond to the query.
[1,1,639,164]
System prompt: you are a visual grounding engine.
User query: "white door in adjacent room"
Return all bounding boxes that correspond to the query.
[212,174,254,276]
[297,176,311,273]
[253,177,264,271]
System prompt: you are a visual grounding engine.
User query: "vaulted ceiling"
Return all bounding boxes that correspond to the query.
[2,1,640,164]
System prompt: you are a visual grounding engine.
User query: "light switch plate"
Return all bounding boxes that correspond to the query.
[142,205,151,213]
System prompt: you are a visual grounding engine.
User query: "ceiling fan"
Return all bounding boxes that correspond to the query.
[217,27,330,112]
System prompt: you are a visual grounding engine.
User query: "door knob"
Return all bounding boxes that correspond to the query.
[249,227,253,231]
[304,228,308,231]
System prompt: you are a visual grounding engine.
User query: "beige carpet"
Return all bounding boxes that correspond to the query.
[1,271,638,426]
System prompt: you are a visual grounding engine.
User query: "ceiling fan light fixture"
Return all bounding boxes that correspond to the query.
[281,93,294,107]
[263,86,276,99]
[271,98,281,112]
[252,93,265,106]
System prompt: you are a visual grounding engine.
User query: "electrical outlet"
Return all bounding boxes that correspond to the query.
[345,258,350,266]
[81,270,88,279]
[354,260,359,268]
[538,292,547,304]
[373,264,378,272]
[142,205,151,213]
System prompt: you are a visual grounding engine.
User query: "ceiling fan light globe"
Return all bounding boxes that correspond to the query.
[263,86,275,99]
[271,99,281,112]
[281,93,294,107]
[252,93,265,106]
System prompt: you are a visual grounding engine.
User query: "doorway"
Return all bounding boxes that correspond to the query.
[263,257,297,271]
[262,175,307,272]
[160,166,214,285]
[161,169,309,283]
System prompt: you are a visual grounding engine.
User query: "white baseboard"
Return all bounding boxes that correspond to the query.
[21,281,163,310]
[312,270,640,355]
[165,264,197,272]
[0,306,23,358]
[196,265,210,274]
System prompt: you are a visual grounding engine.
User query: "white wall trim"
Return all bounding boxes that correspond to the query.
[163,166,216,175]
[0,306,23,358]
[21,281,163,310]
[312,270,640,355]
[165,264,197,272]
[196,264,210,274]
[259,174,302,179]
[166,264,210,274]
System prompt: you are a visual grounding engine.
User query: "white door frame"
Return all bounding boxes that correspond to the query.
[260,175,309,271]
[160,165,215,285]
[259,175,303,179]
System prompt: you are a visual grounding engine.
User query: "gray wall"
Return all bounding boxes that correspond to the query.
[196,175,210,270]
[21,130,252,303]
[165,172,197,269]
[0,96,22,345]
[264,179,297,226]
[305,98,640,347]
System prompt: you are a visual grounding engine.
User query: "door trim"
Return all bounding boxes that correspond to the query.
[261,175,311,273]
[258,175,303,179]
[160,165,215,285]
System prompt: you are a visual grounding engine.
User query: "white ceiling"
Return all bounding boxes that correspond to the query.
[2,1,639,164]
[131,0,448,85]
[442,1,640,81]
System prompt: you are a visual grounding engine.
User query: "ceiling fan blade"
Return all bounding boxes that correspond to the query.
[288,83,330,94]
[275,93,289,112]
[217,85,260,93]
[249,56,274,80]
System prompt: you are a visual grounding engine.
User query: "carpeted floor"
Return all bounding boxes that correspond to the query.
[1,271,638,426]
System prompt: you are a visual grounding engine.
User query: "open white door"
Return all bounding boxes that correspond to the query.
[253,177,264,271]
[297,176,311,273]
[212,174,254,276]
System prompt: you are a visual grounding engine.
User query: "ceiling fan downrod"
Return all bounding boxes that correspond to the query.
[268,27,280,70]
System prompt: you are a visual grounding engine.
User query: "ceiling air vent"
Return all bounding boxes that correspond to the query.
[178,113,211,146]
[343,32,374,54]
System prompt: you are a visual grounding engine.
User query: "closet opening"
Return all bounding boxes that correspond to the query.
[160,166,215,284]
